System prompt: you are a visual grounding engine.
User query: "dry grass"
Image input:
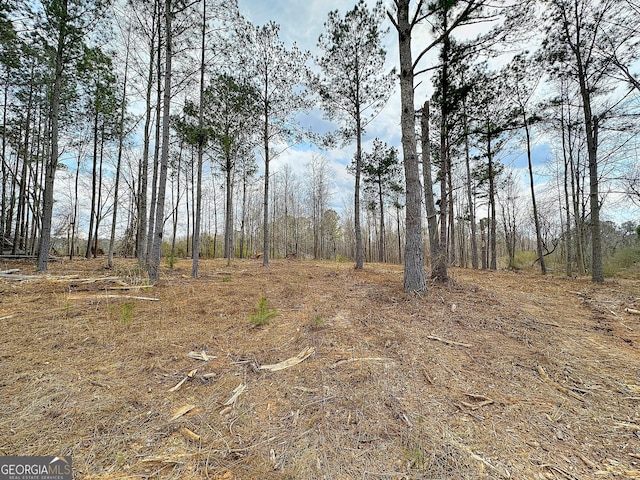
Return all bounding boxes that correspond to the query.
[1,257,640,479]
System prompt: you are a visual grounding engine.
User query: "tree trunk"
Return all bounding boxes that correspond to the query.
[137,1,157,264]
[224,154,234,262]
[71,151,80,260]
[560,93,572,276]
[437,7,451,278]
[147,0,172,283]
[487,126,497,270]
[524,112,546,275]
[37,0,67,272]
[262,91,270,266]
[191,0,205,277]
[462,99,478,269]
[108,30,130,268]
[1,82,8,254]
[395,0,426,293]
[421,101,442,279]
[86,110,99,258]
[354,99,363,270]
[93,124,106,257]
[377,172,385,262]
[147,18,163,264]
[480,217,487,270]
[561,5,603,283]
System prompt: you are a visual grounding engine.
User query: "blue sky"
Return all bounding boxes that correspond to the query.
[234,1,637,226]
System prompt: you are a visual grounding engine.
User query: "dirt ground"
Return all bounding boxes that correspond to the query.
[1,257,640,479]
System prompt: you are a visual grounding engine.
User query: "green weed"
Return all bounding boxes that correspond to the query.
[311,315,325,329]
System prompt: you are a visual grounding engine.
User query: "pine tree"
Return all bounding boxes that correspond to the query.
[240,20,311,266]
[314,0,396,270]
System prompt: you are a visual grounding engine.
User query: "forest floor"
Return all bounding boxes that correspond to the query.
[1,257,640,479]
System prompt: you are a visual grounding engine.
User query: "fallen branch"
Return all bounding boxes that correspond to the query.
[578,453,598,469]
[169,405,196,422]
[537,365,584,402]
[538,321,561,328]
[67,294,159,302]
[544,464,583,480]
[180,427,201,442]
[460,393,494,410]
[223,384,247,406]
[103,294,159,301]
[168,377,187,392]
[0,269,20,274]
[188,351,216,362]
[625,308,640,316]
[450,439,510,478]
[259,346,315,372]
[427,335,472,348]
[0,315,15,321]
[108,285,153,290]
[0,273,39,281]
[168,369,198,392]
[330,357,395,369]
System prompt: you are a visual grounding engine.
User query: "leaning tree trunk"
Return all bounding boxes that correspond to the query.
[524,111,546,275]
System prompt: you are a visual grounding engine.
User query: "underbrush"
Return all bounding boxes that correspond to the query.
[605,244,640,278]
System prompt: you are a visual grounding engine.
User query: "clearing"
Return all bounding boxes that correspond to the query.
[1,258,640,479]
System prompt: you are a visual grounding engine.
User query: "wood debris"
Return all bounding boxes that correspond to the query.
[625,308,640,316]
[168,377,188,392]
[67,294,159,302]
[223,384,247,406]
[427,335,472,348]
[169,404,196,422]
[259,346,315,371]
[180,427,201,442]
[450,439,510,478]
[188,351,216,361]
[168,369,197,392]
[103,294,159,301]
[0,272,40,281]
[108,285,153,290]
[330,357,395,369]
[537,365,584,402]
[460,393,494,410]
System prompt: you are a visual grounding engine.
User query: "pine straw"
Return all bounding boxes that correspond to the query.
[1,257,640,479]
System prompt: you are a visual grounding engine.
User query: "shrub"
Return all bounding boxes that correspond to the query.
[604,244,640,277]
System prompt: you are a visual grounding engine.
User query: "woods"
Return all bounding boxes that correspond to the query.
[0,0,638,289]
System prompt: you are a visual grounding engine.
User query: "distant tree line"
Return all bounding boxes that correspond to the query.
[0,0,638,290]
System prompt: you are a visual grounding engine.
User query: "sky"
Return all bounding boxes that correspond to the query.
[235,0,544,212]
[237,0,412,210]
[236,0,639,226]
